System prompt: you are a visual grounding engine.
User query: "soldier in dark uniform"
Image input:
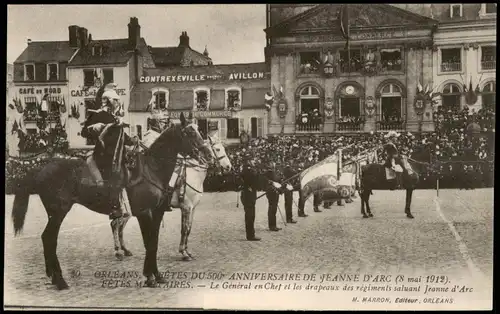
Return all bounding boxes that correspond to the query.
[283,164,297,224]
[81,89,136,219]
[383,132,403,189]
[265,162,284,231]
[240,154,261,241]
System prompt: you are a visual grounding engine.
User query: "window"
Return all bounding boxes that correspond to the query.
[103,69,114,85]
[441,83,462,110]
[225,87,241,110]
[83,69,95,87]
[481,46,496,70]
[380,49,402,71]
[299,51,321,74]
[441,48,462,72]
[380,84,403,121]
[450,4,462,18]
[250,117,263,138]
[482,81,496,110]
[24,64,35,81]
[339,49,362,72]
[150,88,169,110]
[194,87,210,111]
[47,63,58,81]
[299,86,320,114]
[485,3,497,14]
[92,45,103,56]
[227,118,240,139]
[47,96,61,114]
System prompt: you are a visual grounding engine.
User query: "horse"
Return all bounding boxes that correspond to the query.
[171,134,232,261]
[11,112,213,290]
[358,148,430,219]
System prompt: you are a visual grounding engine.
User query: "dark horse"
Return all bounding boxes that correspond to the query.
[358,148,430,219]
[11,113,213,290]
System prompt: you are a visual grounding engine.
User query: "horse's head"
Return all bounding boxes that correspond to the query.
[207,134,232,173]
[179,112,215,164]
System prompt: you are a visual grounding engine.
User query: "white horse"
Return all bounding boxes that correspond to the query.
[171,134,232,261]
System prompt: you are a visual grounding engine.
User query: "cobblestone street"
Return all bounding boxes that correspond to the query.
[4,189,493,310]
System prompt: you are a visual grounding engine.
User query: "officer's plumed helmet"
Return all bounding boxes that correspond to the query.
[102,90,120,101]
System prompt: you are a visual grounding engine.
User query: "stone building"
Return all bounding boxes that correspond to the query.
[264,4,442,135]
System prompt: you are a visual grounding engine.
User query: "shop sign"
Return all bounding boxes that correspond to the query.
[19,87,62,95]
[140,72,266,83]
[168,110,234,119]
[70,88,126,98]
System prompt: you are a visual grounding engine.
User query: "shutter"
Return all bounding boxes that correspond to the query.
[257,117,263,137]
[221,118,227,140]
[239,118,245,135]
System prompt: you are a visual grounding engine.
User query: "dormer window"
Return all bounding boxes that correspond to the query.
[450,4,462,18]
[47,63,58,81]
[193,87,210,111]
[299,51,321,74]
[24,64,35,81]
[92,45,103,56]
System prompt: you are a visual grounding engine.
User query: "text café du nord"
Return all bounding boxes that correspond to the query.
[139,72,265,83]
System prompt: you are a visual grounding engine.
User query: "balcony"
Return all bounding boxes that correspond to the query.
[295,115,323,132]
[481,60,496,70]
[336,116,365,132]
[23,110,60,122]
[441,62,462,72]
[376,120,406,132]
[339,62,363,74]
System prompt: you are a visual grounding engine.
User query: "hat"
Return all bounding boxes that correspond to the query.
[102,90,120,101]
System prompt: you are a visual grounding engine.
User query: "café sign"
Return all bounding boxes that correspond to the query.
[140,72,266,83]
[19,87,62,95]
[167,110,234,119]
[70,88,127,97]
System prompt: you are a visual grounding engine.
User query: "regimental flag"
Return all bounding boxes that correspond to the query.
[300,153,351,201]
[465,76,479,106]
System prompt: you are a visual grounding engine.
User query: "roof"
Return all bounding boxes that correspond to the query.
[68,37,154,67]
[14,41,76,63]
[149,46,186,66]
[149,45,212,67]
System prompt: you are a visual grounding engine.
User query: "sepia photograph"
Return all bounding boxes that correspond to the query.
[5,3,495,310]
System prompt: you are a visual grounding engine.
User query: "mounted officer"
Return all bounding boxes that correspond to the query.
[81,88,137,219]
[383,131,403,189]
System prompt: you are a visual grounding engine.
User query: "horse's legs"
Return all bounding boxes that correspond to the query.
[111,217,124,260]
[405,189,414,219]
[179,204,192,261]
[119,216,133,256]
[150,208,167,283]
[184,204,197,259]
[136,211,156,287]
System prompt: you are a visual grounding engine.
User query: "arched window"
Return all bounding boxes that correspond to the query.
[150,88,169,110]
[482,81,496,110]
[441,83,461,110]
[380,83,403,121]
[299,86,320,114]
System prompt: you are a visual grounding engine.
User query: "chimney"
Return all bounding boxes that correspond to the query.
[128,17,141,49]
[179,31,190,48]
[88,33,92,43]
[27,39,32,45]
[78,27,89,48]
[68,25,80,48]
[203,45,209,57]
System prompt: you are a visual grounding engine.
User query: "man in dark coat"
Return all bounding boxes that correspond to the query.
[240,155,261,241]
[283,164,297,224]
[296,162,308,218]
[383,132,403,189]
[81,89,136,219]
[265,162,284,231]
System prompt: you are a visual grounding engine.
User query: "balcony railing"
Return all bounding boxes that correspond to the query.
[441,62,462,72]
[336,122,364,132]
[339,62,363,73]
[296,122,323,132]
[481,60,496,70]
[299,64,320,75]
[376,120,406,131]
[23,111,60,122]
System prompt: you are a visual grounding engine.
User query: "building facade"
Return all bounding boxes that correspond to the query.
[394,4,496,113]
[129,63,270,143]
[65,18,155,148]
[264,4,443,136]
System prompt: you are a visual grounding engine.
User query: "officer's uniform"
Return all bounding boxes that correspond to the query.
[384,140,403,189]
[240,158,261,241]
[81,89,135,219]
[283,165,297,224]
[265,165,284,231]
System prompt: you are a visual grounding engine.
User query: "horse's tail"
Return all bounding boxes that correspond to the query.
[12,176,35,236]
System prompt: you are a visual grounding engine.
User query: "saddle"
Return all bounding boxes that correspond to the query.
[384,156,413,181]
